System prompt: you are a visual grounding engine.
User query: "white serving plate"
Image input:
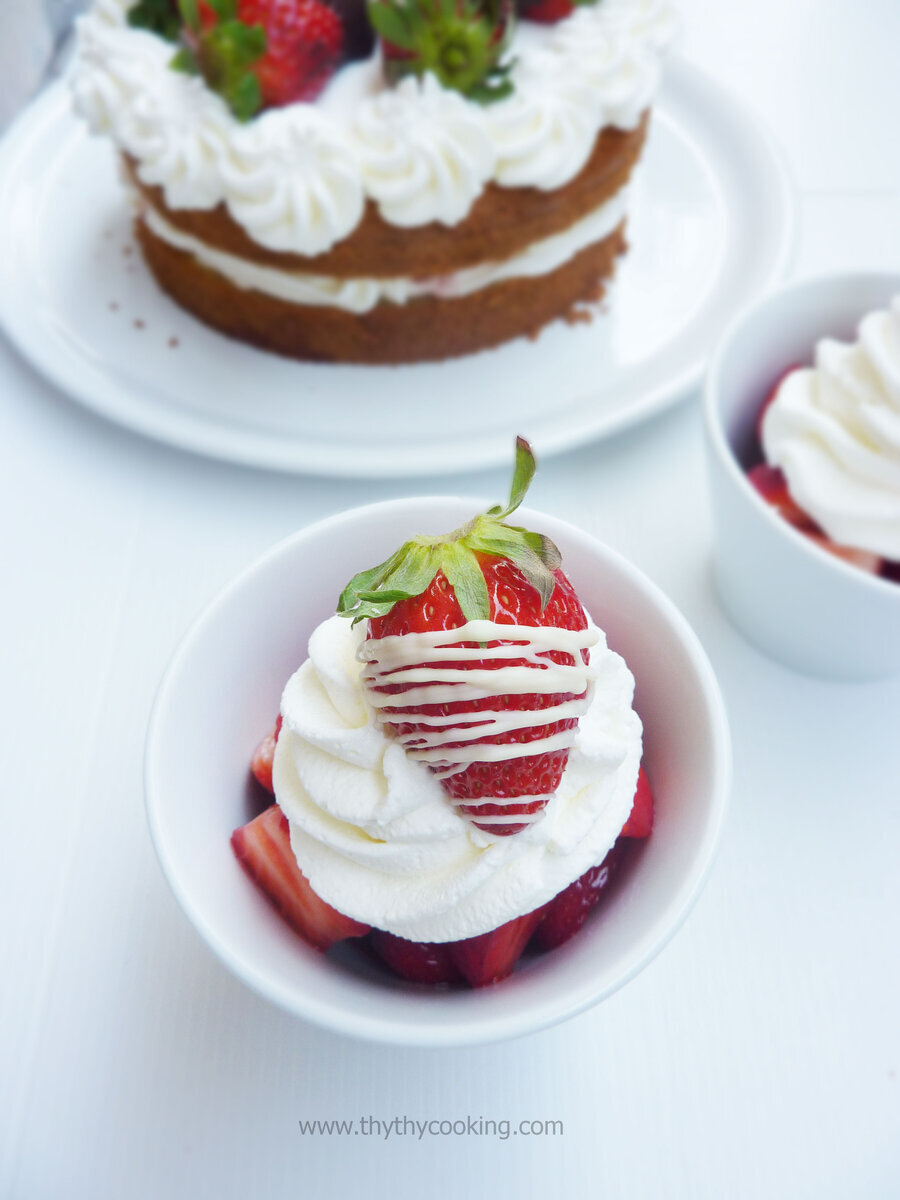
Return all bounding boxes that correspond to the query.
[0,61,794,476]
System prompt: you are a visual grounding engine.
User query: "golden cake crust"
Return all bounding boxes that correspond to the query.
[137,218,627,364]
[126,115,647,280]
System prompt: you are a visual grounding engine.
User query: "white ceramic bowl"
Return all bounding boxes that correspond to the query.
[704,271,900,680]
[145,498,731,1047]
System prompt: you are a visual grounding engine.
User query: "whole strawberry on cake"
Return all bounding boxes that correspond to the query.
[72,0,677,363]
[234,439,654,987]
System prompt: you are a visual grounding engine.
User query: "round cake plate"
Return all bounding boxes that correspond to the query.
[0,60,795,478]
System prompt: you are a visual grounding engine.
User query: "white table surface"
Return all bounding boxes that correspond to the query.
[2,1,899,1196]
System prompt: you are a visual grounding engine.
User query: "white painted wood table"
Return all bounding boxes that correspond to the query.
[1,1,898,1195]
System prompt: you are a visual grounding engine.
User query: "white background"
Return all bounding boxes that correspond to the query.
[2,0,899,1196]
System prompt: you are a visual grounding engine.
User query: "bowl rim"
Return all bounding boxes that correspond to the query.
[145,497,732,1046]
[703,268,900,602]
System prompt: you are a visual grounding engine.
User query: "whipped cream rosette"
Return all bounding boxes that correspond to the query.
[761,296,900,562]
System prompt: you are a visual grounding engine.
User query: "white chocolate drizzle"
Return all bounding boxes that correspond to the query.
[360,621,599,821]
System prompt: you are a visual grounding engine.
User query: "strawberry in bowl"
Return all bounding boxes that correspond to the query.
[233,440,658,987]
[146,440,729,1043]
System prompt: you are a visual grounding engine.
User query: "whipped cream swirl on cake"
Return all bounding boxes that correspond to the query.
[350,74,495,227]
[761,297,900,561]
[71,0,677,255]
[272,615,642,942]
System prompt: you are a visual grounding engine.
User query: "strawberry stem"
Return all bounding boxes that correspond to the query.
[368,0,515,103]
[337,437,562,624]
[488,434,535,520]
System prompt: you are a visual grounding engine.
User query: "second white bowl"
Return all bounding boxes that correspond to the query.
[704,271,900,680]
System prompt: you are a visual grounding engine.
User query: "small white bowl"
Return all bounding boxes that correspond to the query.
[704,271,900,680]
[145,498,731,1046]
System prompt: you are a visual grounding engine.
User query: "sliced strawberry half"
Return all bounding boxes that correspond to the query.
[620,766,654,838]
[231,804,370,950]
[449,908,546,987]
[369,930,463,985]
[531,839,630,952]
[747,464,819,532]
[250,715,282,794]
[748,466,884,575]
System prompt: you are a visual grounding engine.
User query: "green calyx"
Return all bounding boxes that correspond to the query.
[128,0,182,39]
[129,0,267,121]
[176,0,266,121]
[368,0,514,104]
[337,436,562,625]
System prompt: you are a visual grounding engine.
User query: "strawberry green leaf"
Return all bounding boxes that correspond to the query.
[354,589,420,604]
[171,45,199,72]
[336,439,561,625]
[169,5,266,121]
[367,1,416,48]
[488,435,535,519]
[538,535,562,570]
[500,525,561,568]
[465,528,557,611]
[468,68,514,104]
[226,70,263,122]
[177,0,200,33]
[382,545,441,598]
[337,556,400,616]
[464,532,531,560]
[374,0,516,104]
[440,542,490,622]
[507,548,556,610]
[128,0,181,39]
[344,596,411,623]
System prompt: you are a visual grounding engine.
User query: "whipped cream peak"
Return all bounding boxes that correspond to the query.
[761,296,900,561]
[486,55,602,191]
[72,0,676,253]
[273,615,642,942]
[351,73,495,227]
[222,109,365,255]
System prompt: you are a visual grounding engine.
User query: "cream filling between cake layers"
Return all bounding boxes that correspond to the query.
[138,186,630,315]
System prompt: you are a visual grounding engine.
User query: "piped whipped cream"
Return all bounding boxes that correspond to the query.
[138,185,629,312]
[272,615,642,942]
[761,296,900,561]
[71,0,676,256]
